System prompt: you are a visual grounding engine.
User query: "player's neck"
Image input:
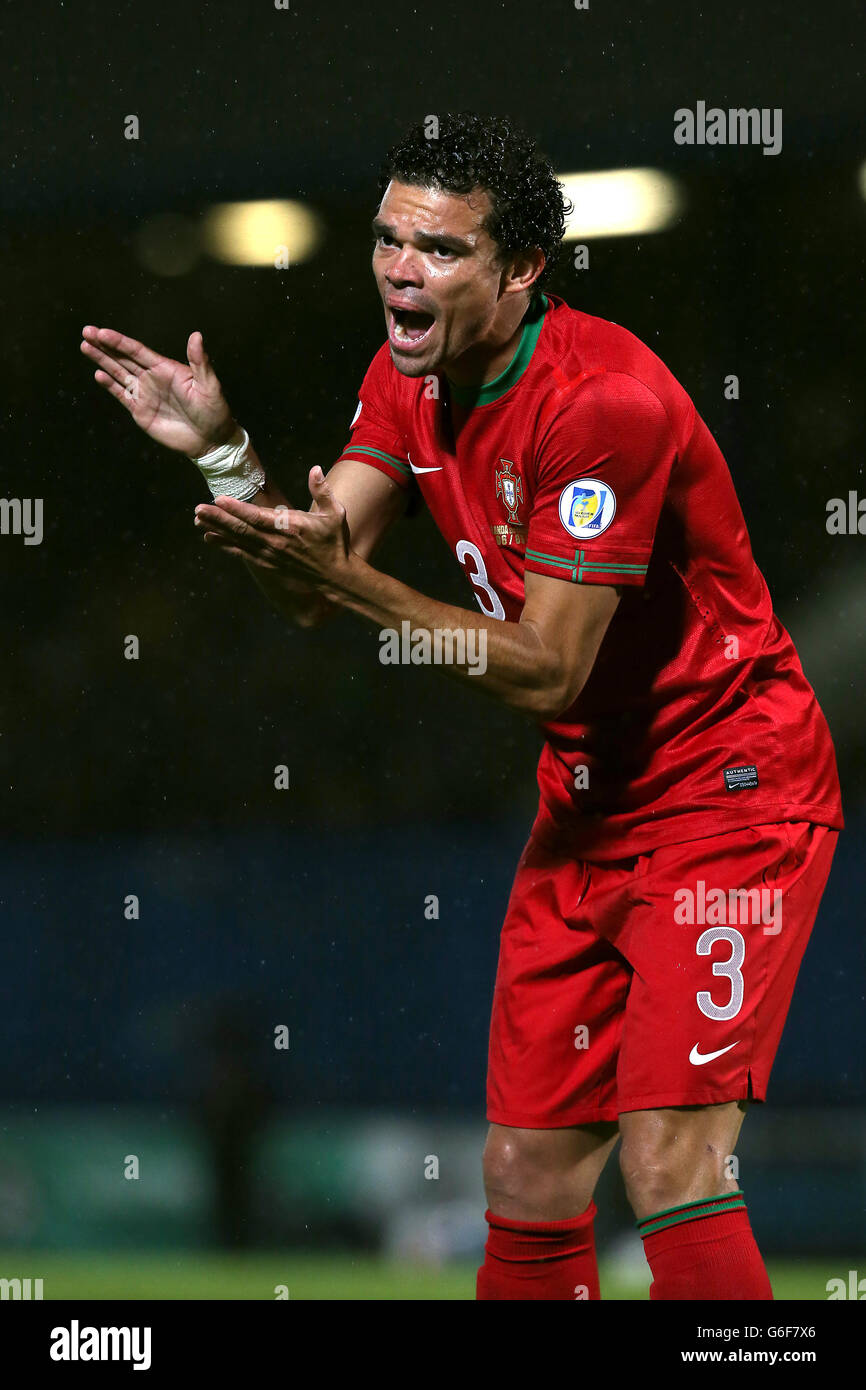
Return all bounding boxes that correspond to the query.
[446,292,540,389]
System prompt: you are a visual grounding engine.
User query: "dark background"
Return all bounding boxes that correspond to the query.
[0,1,863,1263]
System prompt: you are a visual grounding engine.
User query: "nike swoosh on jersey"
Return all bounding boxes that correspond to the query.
[407,452,443,474]
[689,1041,740,1066]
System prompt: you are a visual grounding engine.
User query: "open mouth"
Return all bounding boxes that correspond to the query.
[388,306,436,350]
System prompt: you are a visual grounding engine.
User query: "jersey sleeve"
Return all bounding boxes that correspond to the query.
[335,344,413,490]
[524,371,677,588]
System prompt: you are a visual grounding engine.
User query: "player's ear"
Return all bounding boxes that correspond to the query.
[502,247,546,297]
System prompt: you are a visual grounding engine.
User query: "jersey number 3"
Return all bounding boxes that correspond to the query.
[456,540,506,621]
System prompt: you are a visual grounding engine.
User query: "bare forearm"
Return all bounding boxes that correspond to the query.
[321,552,569,718]
[194,474,619,722]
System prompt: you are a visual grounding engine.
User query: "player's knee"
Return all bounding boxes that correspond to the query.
[619,1140,679,1217]
[619,1127,731,1218]
[481,1129,559,1211]
[482,1130,532,1203]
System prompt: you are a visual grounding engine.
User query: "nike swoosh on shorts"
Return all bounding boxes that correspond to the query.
[689,1041,740,1065]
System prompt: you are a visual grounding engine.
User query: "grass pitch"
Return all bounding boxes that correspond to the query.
[0,1251,842,1300]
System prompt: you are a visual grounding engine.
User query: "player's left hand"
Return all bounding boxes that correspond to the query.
[193,466,351,586]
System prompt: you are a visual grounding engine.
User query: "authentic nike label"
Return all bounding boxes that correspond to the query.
[689,1041,740,1065]
[724,764,758,791]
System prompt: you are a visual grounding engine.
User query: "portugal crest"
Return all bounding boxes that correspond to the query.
[493,458,527,547]
[495,458,524,524]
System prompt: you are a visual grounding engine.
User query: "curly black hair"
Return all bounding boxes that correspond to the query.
[378,113,571,289]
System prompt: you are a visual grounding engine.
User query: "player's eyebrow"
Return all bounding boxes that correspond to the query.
[371,218,474,254]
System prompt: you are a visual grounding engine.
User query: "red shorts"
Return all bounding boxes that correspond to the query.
[486,821,838,1127]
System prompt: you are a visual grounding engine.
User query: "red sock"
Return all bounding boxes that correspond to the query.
[638,1191,773,1300]
[476,1202,600,1300]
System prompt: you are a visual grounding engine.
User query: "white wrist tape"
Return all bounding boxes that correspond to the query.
[191,427,266,501]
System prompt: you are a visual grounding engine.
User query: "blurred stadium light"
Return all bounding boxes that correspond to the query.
[558,168,684,239]
[202,199,323,267]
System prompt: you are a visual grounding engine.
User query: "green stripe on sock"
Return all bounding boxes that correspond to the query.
[639,1189,744,1224]
[637,1191,746,1239]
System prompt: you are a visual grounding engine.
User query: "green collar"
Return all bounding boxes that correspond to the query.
[447,293,549,408]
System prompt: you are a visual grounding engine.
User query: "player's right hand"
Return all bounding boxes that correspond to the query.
[80,327,236,458]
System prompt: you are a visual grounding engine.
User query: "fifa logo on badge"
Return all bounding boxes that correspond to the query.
[558,479,616,539]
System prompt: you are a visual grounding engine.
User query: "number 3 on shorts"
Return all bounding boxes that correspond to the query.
[696,926,745,1022]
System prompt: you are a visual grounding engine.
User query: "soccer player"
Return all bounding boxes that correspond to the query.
[81,113,843,1301]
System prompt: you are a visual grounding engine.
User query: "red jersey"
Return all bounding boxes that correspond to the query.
[337,291,843,858]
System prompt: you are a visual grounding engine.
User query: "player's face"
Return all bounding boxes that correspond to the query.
[372,180,512,377]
